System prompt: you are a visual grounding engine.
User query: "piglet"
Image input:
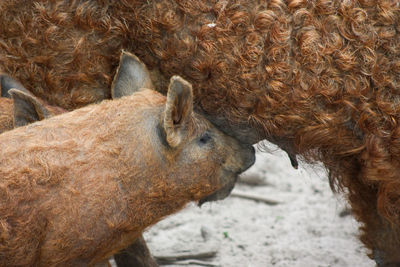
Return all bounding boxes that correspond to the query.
[0,51,255,266]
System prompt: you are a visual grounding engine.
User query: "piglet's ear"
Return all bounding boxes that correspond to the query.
[0,74,28,98]
[164,76,193,148]
[9,89,50,128]
[111,50,154,99]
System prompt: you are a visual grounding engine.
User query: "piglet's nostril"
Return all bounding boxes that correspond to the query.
[240,145,256,173]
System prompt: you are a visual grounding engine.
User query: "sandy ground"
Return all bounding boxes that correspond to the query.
[142,143,376,267]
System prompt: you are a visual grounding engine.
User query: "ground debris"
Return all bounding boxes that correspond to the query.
[154,247,218,264]
[230,190,281,205]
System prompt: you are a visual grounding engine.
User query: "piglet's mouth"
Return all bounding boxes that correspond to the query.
[198,147,255,206]
[198,173,238,206]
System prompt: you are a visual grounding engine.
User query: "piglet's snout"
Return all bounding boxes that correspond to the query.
[222,143,256,175]
[238,145,255,173]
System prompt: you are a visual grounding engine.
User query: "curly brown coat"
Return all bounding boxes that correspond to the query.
[1,0,399,264]
[0,79,255,265]
[0,72,158,266]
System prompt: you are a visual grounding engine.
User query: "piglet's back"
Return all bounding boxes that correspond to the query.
[0,88,164,154]
[0,88,165,199]
[0,97,13,133]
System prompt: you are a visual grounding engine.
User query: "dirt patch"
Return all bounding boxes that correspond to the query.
[144,144,374,266]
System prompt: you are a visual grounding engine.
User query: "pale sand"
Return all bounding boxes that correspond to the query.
[144,143,375,267]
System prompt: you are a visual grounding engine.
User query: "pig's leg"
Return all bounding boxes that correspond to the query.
[114,235,158,267]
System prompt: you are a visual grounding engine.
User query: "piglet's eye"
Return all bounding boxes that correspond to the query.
[199,132,212,144]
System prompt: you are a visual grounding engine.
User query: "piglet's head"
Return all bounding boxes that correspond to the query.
[0,74,66,134]
[112,51,255,205]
